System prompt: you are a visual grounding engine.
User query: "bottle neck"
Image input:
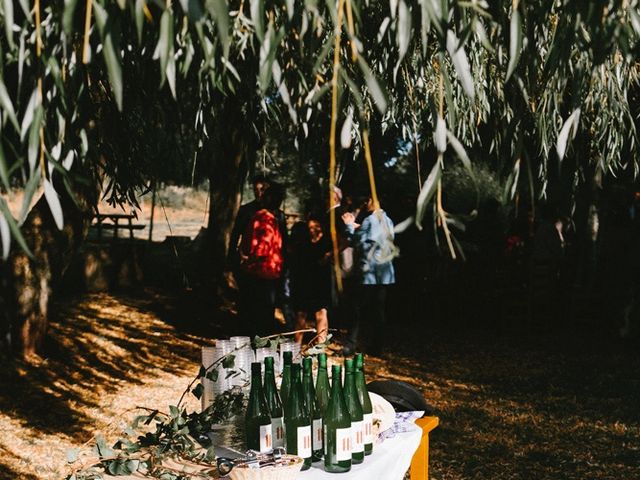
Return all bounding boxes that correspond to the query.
[250,372,263,393]
[264,365,276,384]
[330,372,343,398]
[318,354,327,369]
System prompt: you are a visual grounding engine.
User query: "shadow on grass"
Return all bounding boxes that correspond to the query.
[0,291,221,441]
[0,461,41,480]
[375,321,640,480]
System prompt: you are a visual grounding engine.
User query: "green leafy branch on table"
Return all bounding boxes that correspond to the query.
[66,331,334,479]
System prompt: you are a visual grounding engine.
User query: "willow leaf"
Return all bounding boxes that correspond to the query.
[135,0,145,43]
[250,0,265,42]
[394,0,412,79]
[506,8,522,82]
[158,10,172,88]
[394,215,414,233]
[20,88,39,141]
[2,0,14,49]
[0,211,9,259]
[178,0,204,22]
[44,179,64,230]
[27,106,43,174]
[340,108,353,149]
[63,0,79,35]
[0,78,20,131]
[207,0,230,58]
[0,197,32,258]
[94,3,123,110]
[503,159,520,202]
[446,30,474,100]
[16,0,31,23]
[340,69,364,113]
[0,139,9,191]
[446,130,472,174]
[630,7,640,36]
[416,159,441,230]
[357,56,388,113]
[556,108,581,162]
[418,0,431,55]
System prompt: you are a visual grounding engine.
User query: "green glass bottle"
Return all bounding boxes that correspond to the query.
[343,358,364,464]
[323,364,352,473]
[245,362,272,452]
[315,353,330,416]
[355,353,374,455]
[280,351,293,414]
[263,356,285,448]
[302,357,324,461]
[284,363,312,470]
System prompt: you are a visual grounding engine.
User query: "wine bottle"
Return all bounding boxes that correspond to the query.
[284,363,312,470]
[343,358,364,464]
[323,364,352,473]
[355,353,374,455]
[280,351,293,414]
[302,357,323,461]
[263,356,285,448]
[315,352,330,416]
[245,362,272,453]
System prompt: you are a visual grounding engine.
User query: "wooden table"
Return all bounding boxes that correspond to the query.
[93,213,146,240]
[410,416,440,480]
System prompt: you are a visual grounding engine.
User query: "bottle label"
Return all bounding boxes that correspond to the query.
[272,417,285,448]
[312,418,323,451]
[363,413,374,445]
[351,420,364,453]
[297,425,312,458]
[259,423,272,452]
[336,427,352,461]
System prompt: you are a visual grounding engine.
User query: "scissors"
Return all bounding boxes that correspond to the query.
[216,447,287,476]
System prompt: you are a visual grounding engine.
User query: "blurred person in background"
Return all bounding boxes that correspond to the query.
[289,214,332,345]
[237,184,286,336]
[342,197,398,355]
[229,174,270,272]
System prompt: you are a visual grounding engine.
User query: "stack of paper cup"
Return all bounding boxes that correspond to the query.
[213,339,233,394]
[229,336,254,390]
[255,345,278,371]
[254,346,270,367]
[279,339,301,374]
[201,346,216,411]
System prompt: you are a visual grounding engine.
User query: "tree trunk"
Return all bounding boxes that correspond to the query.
[4,178,94,358]
[206,119,250,291]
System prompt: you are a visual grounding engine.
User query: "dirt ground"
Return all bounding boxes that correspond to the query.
[0,290,639,480]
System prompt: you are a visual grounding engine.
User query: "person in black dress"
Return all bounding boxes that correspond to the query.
[289,214,332,344]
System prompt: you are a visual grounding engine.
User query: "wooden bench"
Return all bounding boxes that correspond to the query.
[92,213,146,240]
[410,416,439,480]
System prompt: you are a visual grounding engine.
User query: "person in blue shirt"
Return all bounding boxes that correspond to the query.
[341,197,398,355]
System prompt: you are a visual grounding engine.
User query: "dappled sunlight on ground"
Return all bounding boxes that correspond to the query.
[373,328,640,479]
[0,291,638,479]
[0,292,204,480]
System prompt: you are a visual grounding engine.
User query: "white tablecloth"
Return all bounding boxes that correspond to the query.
[299,422,422,480]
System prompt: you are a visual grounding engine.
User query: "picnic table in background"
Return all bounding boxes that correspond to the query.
[92,212,146,240]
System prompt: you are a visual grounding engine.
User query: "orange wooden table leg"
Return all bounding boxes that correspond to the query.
[410,416,439,480]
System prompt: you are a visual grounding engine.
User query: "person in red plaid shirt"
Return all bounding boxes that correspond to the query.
[238,184,286,335]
